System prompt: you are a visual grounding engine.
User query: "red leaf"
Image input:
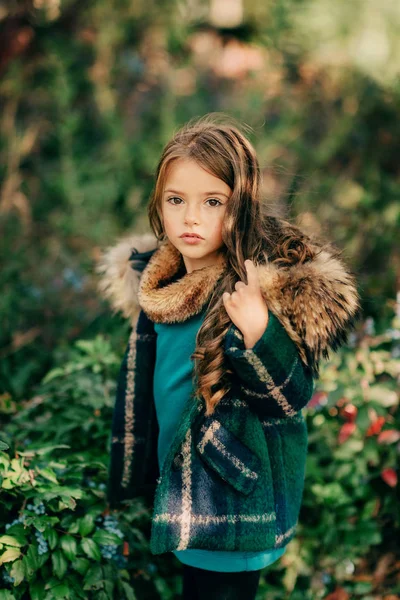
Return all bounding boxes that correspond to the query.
[341,403,358,422]
[377,430,400,444]
[366,416,385,437]
[381,468,397,487]
[338,422,357,444]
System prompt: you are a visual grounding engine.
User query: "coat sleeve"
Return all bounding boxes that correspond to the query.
[224,311,315,419]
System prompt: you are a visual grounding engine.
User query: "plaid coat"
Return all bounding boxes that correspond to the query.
[97,233,361,555]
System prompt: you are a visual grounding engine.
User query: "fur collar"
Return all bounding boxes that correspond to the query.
[137,240,227,323]
[96,232,361,375]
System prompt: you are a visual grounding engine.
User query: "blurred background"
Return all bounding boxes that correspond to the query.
[0,1,399,599]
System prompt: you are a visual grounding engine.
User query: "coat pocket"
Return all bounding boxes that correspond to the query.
[194,416,262,495]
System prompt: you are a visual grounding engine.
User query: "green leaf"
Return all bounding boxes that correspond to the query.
[45,528,59,550]
[83,564,103,589]
[121,581,137,600]
[0,547,21,564]
[22,554,36,578]
[58,496,77,510]
[0,590,17,600]
[70,556,90,575]
[60,535,77,561]
[42,368,66,383]
[51,582,71,599]
[92,529,123,546]
[29,580,46,600]
[25,544,40,571]
[10,558,26,586]
[36,467,59,483]
[67,521,80,534]
[0,440,9,450]
[51,549,68,579]
[78,514,95,536]
[80,538,102,561]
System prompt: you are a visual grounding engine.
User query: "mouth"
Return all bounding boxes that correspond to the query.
[180,234,204,240]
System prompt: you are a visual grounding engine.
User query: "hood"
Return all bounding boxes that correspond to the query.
[96,232,362,376]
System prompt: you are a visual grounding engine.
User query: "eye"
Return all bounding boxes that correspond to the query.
[167,197,183,205]
[206,198,223,207]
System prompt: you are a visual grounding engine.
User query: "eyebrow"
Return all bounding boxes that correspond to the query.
[164,189,230,199]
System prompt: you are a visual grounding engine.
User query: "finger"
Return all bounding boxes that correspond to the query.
[244,259,260,289]
[234,281,246,291]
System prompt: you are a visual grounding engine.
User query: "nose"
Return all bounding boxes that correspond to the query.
[184,208,200,225]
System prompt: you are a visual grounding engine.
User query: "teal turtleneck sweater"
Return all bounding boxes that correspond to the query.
[153,307,287,572]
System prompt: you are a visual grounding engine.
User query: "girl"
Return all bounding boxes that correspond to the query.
[97,113,361,599]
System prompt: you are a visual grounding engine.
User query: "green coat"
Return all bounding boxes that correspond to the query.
[97,234,361,555]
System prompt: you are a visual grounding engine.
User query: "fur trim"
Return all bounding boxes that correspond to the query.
[96,232,160,323]
[137,240,227,323]
[96,232,362,376]
[256,247,361,375]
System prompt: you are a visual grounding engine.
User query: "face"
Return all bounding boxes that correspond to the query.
[161,158,231,273]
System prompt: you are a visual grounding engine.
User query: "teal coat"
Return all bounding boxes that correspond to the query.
[97,234,361,555]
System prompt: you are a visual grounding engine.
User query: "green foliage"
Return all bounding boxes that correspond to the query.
[281,305,400,598]
[3,336,119,450]
[0,336,175,599]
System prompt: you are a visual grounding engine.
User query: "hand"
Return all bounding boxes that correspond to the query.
[222,259,269,348]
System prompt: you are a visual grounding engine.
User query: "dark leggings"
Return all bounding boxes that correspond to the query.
[181,563,262,600]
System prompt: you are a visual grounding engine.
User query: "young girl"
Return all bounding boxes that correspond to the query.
[97,113,361,599]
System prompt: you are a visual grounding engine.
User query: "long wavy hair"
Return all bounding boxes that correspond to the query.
[148,113,323,416]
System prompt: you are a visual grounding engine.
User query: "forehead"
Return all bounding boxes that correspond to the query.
[164,159,231,194]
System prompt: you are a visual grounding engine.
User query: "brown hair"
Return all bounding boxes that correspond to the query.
[148,113,321,416]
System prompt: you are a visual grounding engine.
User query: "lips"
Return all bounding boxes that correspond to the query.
[180,234,203,239]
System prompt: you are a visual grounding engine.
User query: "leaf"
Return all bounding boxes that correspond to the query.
[51,549,68,579]
[0,535,23,547]
[25,544,39,572]
[60,535,77,561]
[78,514,95,536]
[51,582,71,599]
[29,580,47,600]
[45,528,59,550]
[2,478,14,490]
[338,422,357,444]
[0,591,17,600]
[36,467,59,483]
[0,547,21,564]
[381,468,397,487]
[10,558,26,586]
[92,529,123,546]
[22,554,36,578]
[42,368,66,384]
[70,556,90,575]
[377,429,400,444]
[80,538,102,562]
[83,564,103,589]
[121,581,138,600]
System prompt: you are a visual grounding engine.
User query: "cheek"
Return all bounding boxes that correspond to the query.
[209,219,225,242]
[162,212,174,229]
